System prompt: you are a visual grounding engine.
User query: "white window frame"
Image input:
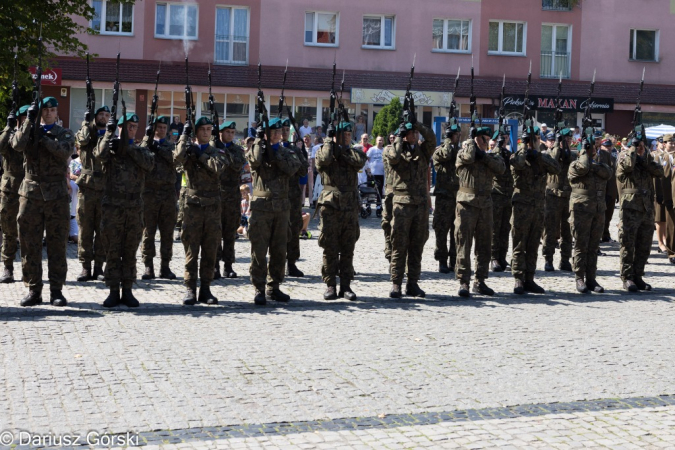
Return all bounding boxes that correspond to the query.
[91,0,134,36]
[362,14,396,50]
[432,18,472,54]
[155,2,199,40]
[629,28,659,62]
[488,20,527,56]
[214,5,250,65]
[304,11,339,47]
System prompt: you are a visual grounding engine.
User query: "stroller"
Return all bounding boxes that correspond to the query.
[358,172,383,218]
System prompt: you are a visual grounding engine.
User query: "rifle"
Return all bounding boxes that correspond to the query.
[184,56,195,141]
[119,89,128,157]
[85,53,96,123]
[7,54,19,127]
[469,56,480,139]
[447,67,460,126]
[403,54,416,126]
[630,67,646,143]
[278,59,288,119]
[581,69,596,153]
[147,61,161,139]
[336,69,349,149]
[30,24,43,151]
[207,63,222,148]
[553,70,569,155]
[110,53,120,130]
[328,58,337,129]
[256,61,272,161]
[521,60,535,150]
[497,74,509,157]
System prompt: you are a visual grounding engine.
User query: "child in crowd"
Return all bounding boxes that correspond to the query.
[237,184,251,238]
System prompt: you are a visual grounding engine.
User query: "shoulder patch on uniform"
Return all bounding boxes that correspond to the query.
[65,134,71,139]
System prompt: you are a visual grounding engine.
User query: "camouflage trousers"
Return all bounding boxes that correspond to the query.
[454,202,492,284]
[542,194,572,261]
[17,195,70,291]
[249,208,289,291]
[511,202,544,281]
[141,187,177,266]
[76,186,105,266]
[390,202,429,284]
[618,207,654,281]
[381,193,394,261]
[216,194,241,266]
[490,193,512,263]
[432,194,457,266]
[318,206,360,286]
[570,208,604,281]
[176,186,186,228]
[603,195,617,240]
[0,190,20,265]
[181,202,221,287]
[101,203,144,289]
[287,190,304,264]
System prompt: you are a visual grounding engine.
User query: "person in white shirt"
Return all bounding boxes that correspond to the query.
[299,119,312,139]
[366,136,386,195]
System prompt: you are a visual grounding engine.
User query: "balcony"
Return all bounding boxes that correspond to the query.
[542,0,573,11]
[540,51,570,78]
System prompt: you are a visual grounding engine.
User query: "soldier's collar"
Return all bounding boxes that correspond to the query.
[42,123,56,132]
[199,143,209,151]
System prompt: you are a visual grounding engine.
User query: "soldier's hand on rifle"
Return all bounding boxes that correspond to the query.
[27,103,38,123]
[255,124,265,140]
[109,138,119,154]
[84,109,92,123]
[145,125,154,138]
[408,111,417,126]
[6,112,17,130]
[192,144,204,158]
[326,123,335,139]
[106,118,116,133]
[183,120,192,137]
[397,123,407,138]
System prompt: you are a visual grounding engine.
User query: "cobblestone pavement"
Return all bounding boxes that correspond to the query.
[1,203,674,448]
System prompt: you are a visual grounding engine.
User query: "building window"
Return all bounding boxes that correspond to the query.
[432,19,470,53]
[488,20,526,55]
[304,12,338,46]
[155,2,198,39]
[91,0,133,35]
[541,24,571,78]
[215,7,249,64]
[362,15,395,49]
[630,29,658,62]
[542,0,572,11]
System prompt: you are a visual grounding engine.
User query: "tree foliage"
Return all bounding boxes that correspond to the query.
[371,97,403,141]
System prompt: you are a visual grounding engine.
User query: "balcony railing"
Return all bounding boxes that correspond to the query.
[542,0,573,11]
[540,51,570,78]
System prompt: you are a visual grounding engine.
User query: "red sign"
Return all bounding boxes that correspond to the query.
[28,67,62,86]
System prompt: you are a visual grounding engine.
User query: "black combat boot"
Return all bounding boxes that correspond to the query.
[523,280,546,294]
[49,289,68,307]
[514,279,525,295]
[141,262,155,280]
[77,262,92,282]
[438,261,450,274]
[286,261,304,277]
[338,282,357,301]
[585,279,604,293]
[544,259,555,272]
[266,288,290,302]
[224,263,237,278]
[448,260,455,272]
[458,282,470,298]
[198,284,218,305]
[103,287,121,308]
[20,289,43,307]
[559,259,573,272]
[0,264,14,283]
[472,280,494,296]
[499,258,509,271]
[92,264,104,280]
[159,261,176,280]
[183,284,197,305]
[213,263,222,280]
[634,277,652,291]
[490,260,504,272]
[254,288,266,305]
[389,283,402,298]
[405,281,425,298]
[623,279,638,292]
[323,285,338,300]
[576,278,588,293]
[121,288,140,307]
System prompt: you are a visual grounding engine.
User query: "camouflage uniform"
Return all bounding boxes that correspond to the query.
[140,136,177,273]
[568,149,612,285]
[315,136,367,293]
[490,146,514,268]
[384,122,436,295]
[381,157,394,261]
[432,138,460,269]
[616,146,664,284]
[0,124,24,276]
[286,143,309,271]
[95,130,154,290]
[246,137,302,298]
[659,150,675,258]
[454,138,505,287]
[12,118,74,301]
[74,121,106,274]
[176,172,187,236]
[596,149,618,240]
[510,143,560,285]
[542,144,576,267]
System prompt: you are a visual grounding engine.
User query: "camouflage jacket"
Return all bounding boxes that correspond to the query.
[383,156,393,195]
[616,146,664,212]
[174,136,227,207]
[511,143,561,206]
[246,138,302,212]
[384,122,436,205]
[140,136,176,191]
[96,131,155,207]
[288,143,309,199]
[654,149,674,206]
[455,138,505,209]
[0,125,24,194]
[432,138,460,197]
[567,150,612,214]
[315,138,367,211]
[595,149,618,198]
[75,120,106,191]
[490,145,514,197]
[545,143,577,198]
[216,140,247,199]
[11,120,73,201]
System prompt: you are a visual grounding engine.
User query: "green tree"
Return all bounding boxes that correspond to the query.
[371,97,403,141]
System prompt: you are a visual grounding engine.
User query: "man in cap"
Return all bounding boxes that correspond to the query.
[510,126,561,294]
[539,124,548,141]
[454,126,505,297]
[214,120,246,279]
[11,97,75,306]
[140,115,177,281]
[315,121,366,300]
[596,137,618,241]
[174,116,227,305]
[246,117,302,305]
[385,117,436,298]
[489,129,514,272]
[0,104,29,283]
[283,118,309,278]
[96,112,154,307]
[616,133,664,291]
[568,133,612,293]
[542,128,576,272]
[74,105,110,282]
[432,122,461,274]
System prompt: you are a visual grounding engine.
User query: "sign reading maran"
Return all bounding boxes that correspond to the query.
[502,95,613,112]
[351,88,451,107]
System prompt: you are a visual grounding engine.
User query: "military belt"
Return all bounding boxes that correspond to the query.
[458,186,489,196]
[25,173,64,183]
[572,188,603,198]
[187,189,220,198]
[393,188,427,196]
[80,168,103,177]
[546,183,570,192]
[324,185,357,193]
[621,188,650,196]
[108,191,141,201]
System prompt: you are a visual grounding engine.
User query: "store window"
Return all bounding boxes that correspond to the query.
[226,93,251,135]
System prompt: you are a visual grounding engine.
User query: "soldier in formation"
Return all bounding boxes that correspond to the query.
[284,118,309,278]
[489,130,514,273]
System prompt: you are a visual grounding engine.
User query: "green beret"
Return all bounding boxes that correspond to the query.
[18,105,30,117]
[219,121,236,131]
[268,118,283,130]
[195,116,213,128]
[95,106,110,115]
[491,130,501,140]
[447,124,461,134]
[117,112,139,125]
[281,118,291,127]
[532,126,541,135]
[42,97,58,108]
[403,122,413,131]
[560,128,572,137]
[338,122,353,132]
[154,115,169,125]
[476,126,492,137]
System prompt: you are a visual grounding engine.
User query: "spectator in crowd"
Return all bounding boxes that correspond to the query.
[359,134,373,152]
[68,149,82,244]
[539,123,548,140]
[299,119,312,139]
[300,212,311,239]
[247,121,257,139]
[169,116,183,142]
[237,184,251,238]
[388,134,396,146]
[309,135,323,208]
[573,126,581,142]
[315,125,326,138]
[366,136,386,195]
[354,115,367,140]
